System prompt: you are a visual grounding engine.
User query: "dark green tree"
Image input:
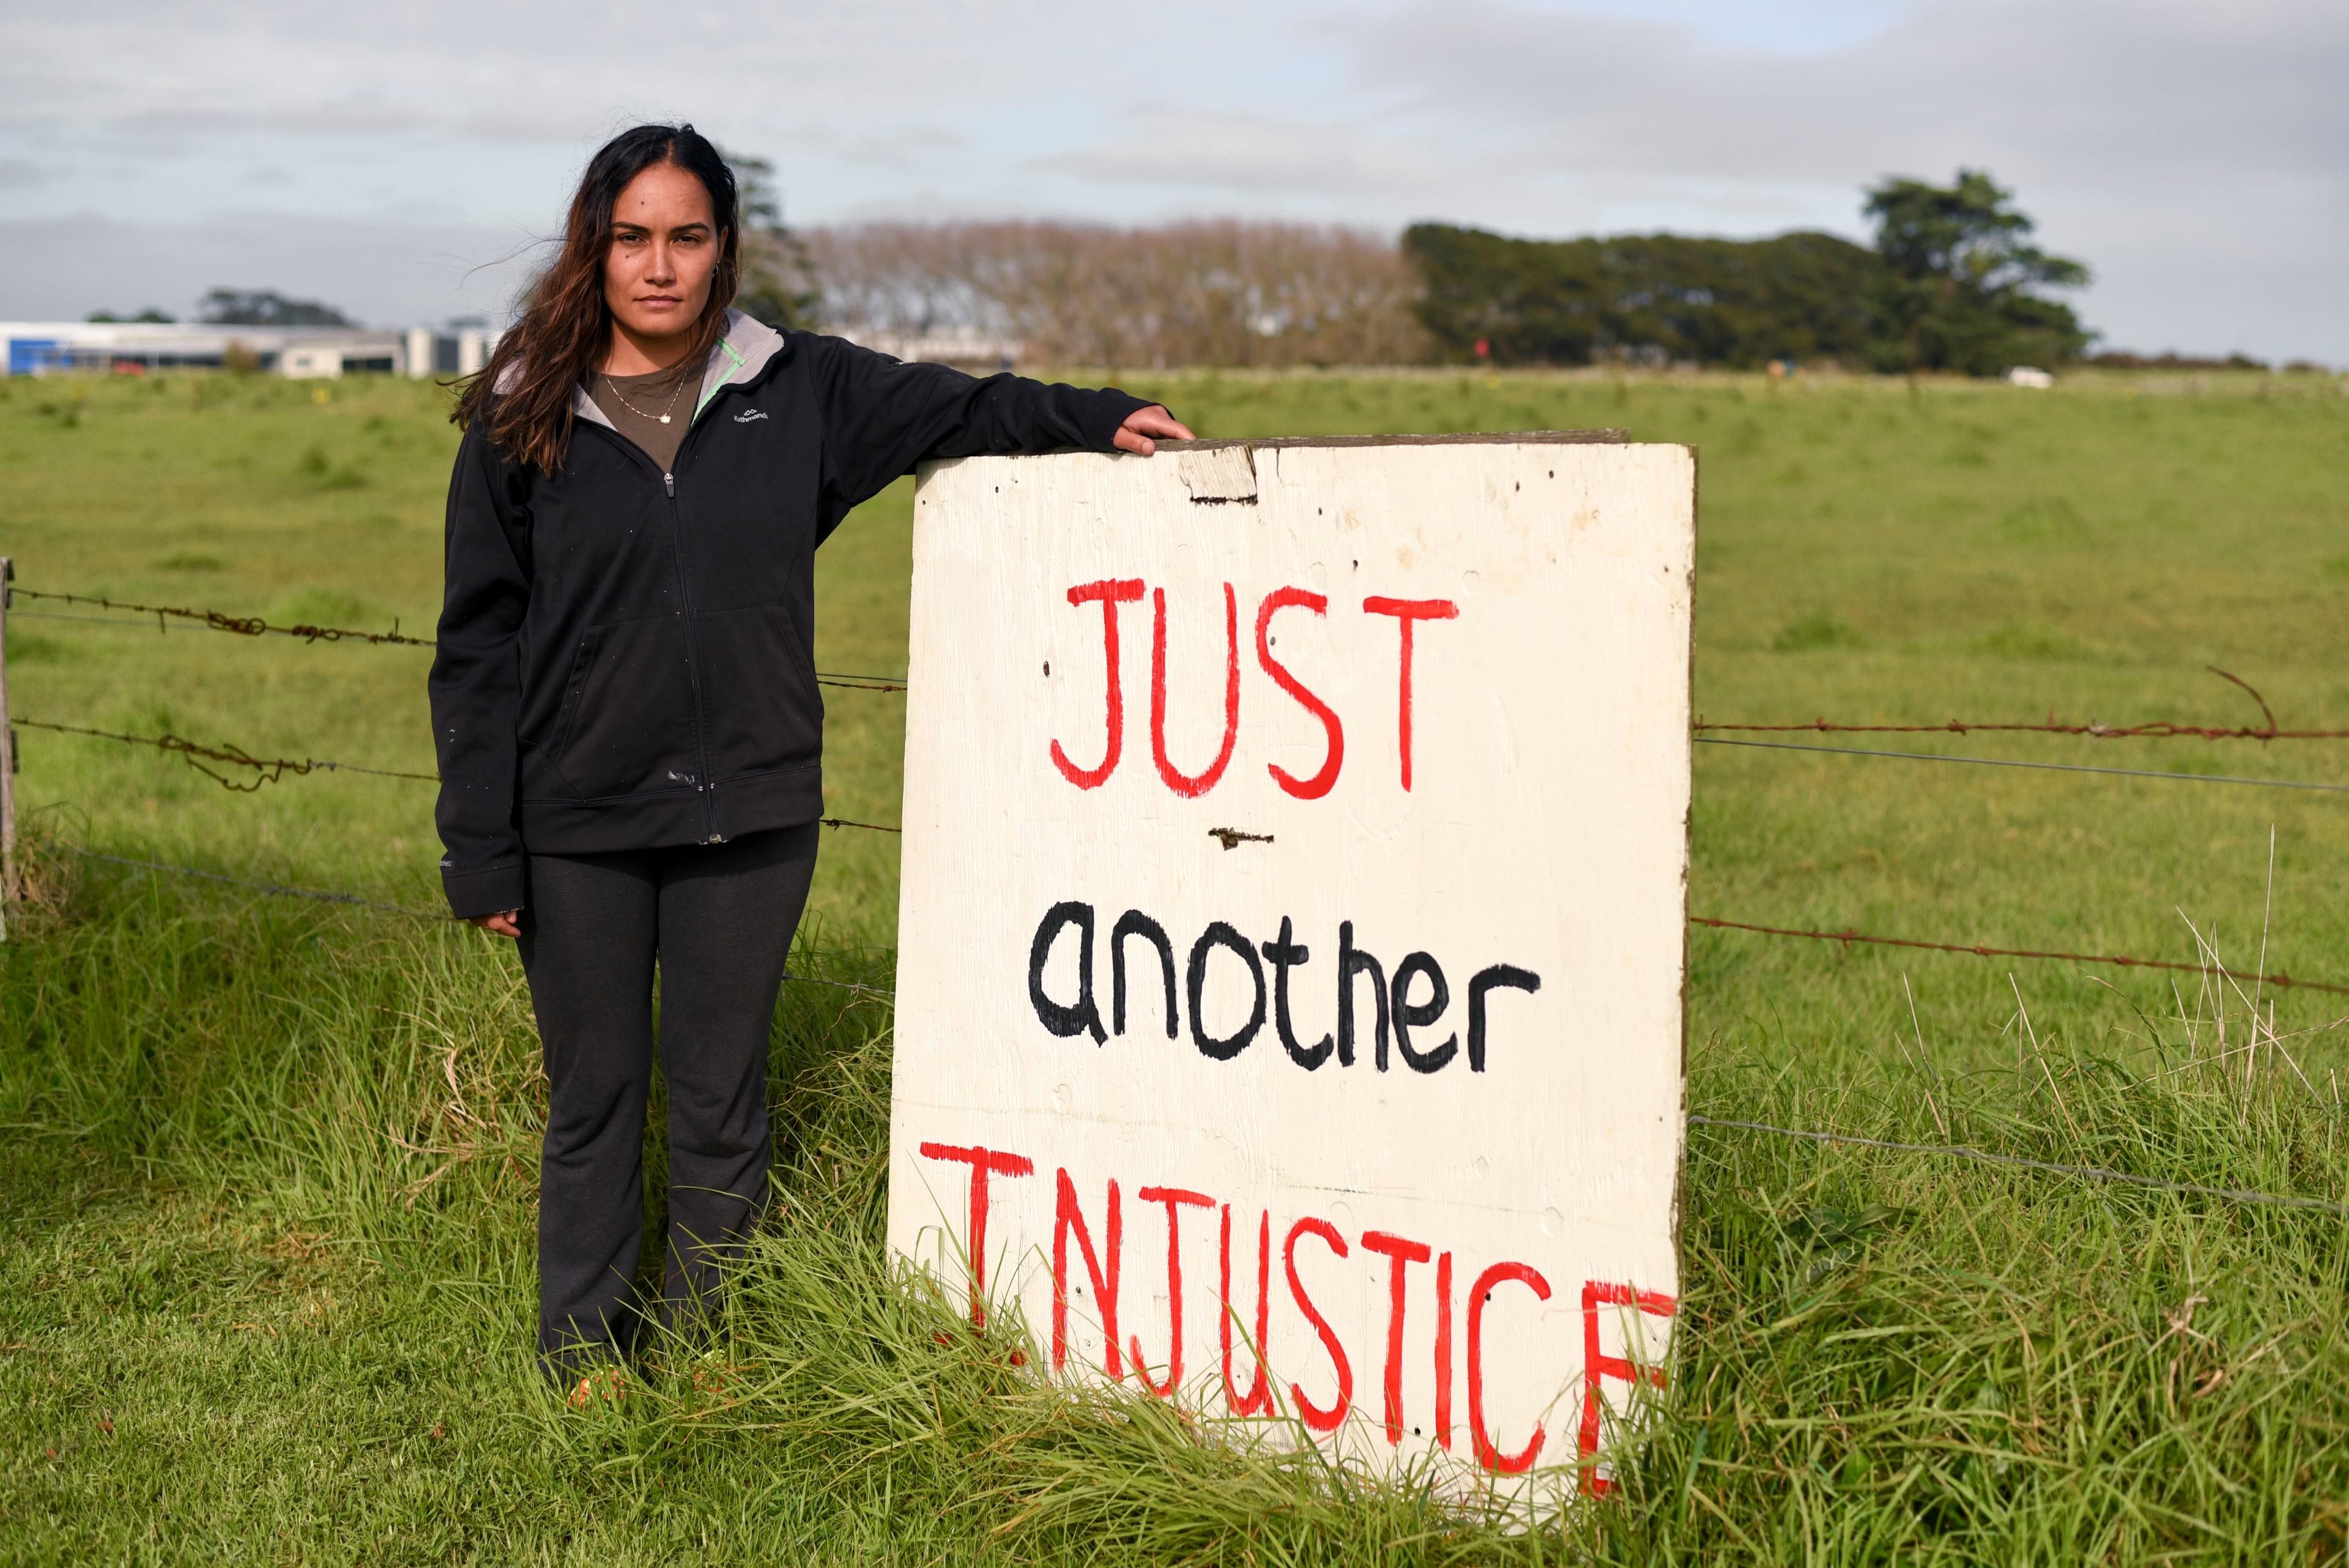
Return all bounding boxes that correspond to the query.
[196,289,354,327]
[87,307,177,324]
[1405,223,1606,364]
[724,150,820,329]
[1401,223,1878,367]
[1861,169,2091,374]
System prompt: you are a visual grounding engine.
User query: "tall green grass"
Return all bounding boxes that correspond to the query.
[6,367,2349,1559]
[11,839,2349,1561]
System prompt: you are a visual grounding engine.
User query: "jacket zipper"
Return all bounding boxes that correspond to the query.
[661,467,723,842]
[582,351,771,845]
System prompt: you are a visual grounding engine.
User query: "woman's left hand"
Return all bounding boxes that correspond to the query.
[1113,405,1195,456]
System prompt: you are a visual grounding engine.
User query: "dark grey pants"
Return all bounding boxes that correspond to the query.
[517,823,819,1373]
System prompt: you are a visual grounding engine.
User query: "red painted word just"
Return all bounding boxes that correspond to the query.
[1049,579,1459,798]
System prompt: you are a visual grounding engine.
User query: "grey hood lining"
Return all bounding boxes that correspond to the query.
[693,310,786,415]
[487,310,787,442]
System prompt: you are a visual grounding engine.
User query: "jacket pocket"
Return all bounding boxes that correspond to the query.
[693,601,823,782]
[547,615,703,800]
[543,628,602,762]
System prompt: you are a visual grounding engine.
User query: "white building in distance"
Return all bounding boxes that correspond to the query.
[1,321,499,379]
[7,320,1019,379]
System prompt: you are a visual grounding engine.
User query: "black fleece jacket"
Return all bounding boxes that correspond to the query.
[429,315,1148,919]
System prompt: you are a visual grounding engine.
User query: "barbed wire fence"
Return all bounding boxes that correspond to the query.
[11,579,2347,966]
[10,572,2349,1216]
[7,586,905,689]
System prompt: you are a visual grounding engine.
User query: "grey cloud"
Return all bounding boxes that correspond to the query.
[1033,109,1456,203]
[0,4,1239,141]
[1348,0,2348,187]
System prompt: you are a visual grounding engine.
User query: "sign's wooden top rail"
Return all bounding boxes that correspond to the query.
[1157,429,1629,453]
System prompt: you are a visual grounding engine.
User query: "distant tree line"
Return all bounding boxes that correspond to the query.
[86,289,357,328]
[195,289,355,328]
[94,171,2169,376]
[795,170,2104,376]
[2084,350,2276,373]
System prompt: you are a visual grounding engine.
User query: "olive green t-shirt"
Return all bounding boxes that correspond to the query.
[588,359,699,473]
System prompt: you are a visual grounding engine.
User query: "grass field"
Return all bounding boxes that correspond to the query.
[6,365,2349,1562]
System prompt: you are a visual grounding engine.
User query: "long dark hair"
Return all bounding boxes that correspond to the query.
[456,124,740,470]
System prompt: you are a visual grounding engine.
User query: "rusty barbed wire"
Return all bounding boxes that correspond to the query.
[22,715,903,834]
[1695,718,2349,740]
[1694,666,2334,740]
[14,586,435,646]
[53,843,2349,1008]
[1695,737,2349,794]
[18,718,440,790]
[37,584,2348,724]
[10,584,905,690]
[22,711,2344,846]
[47,834,2349,1022]
[60,839,2349,1209]
[1691,915,2349,996]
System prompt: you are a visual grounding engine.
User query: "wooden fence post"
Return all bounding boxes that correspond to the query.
[1,557,15,940]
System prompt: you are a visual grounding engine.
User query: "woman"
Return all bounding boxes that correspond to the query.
[429,124,1190,1391]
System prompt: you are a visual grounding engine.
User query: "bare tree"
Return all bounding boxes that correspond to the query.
[802,221,1430,368]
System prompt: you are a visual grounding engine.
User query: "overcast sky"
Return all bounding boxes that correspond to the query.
[2,0,2340,362]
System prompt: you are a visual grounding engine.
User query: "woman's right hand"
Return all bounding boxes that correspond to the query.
[470,909,522,939]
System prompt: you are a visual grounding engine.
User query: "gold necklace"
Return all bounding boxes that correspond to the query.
[603,366,690,425]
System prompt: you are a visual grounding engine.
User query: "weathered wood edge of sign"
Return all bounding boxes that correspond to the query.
[1149,430,1637,505]
[893,431,1695,1510]
[1156,429,1628,451]
[1675,447,1700,1330]
[990,429,1631,463]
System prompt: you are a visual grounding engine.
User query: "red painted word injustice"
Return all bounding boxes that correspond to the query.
[916,1140,1674,1487]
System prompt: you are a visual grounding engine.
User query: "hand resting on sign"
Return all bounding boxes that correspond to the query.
[1112,405,1194,454]
[467,406,1190,941]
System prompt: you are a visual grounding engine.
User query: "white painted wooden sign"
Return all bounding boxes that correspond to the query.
[886,434,1693,1501]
